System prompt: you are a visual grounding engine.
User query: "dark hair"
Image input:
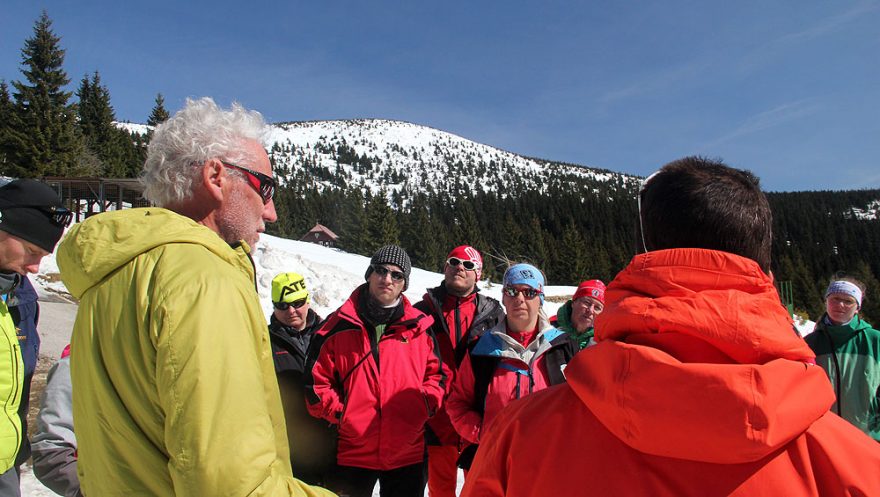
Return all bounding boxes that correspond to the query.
[639,156,772,272]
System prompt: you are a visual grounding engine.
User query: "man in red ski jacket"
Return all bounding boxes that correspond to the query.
[306,245,447,497]
[462,157,880,497]
[414,245,503,497]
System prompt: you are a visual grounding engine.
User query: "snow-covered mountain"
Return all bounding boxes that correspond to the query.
[117,117,641,202]
[266,119,640,199]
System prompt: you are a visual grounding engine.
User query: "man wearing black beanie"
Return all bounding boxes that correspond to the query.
[306,244,447,497]
[0,179,69,496]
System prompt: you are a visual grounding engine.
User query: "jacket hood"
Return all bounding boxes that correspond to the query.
[573,248,834,463]
[553,301,575,334]
[58,208,252,299]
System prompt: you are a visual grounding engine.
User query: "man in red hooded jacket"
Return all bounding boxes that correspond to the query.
[462,157,880,497]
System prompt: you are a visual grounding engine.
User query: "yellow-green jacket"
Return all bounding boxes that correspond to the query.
[58,208,334,497]
[0,300,23,473]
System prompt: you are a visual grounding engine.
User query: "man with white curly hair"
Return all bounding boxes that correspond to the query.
[58,97,333,496]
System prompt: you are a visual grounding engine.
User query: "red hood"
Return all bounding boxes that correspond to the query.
[571,248,834,463]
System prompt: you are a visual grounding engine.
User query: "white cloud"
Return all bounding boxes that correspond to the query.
[699,98,822,150]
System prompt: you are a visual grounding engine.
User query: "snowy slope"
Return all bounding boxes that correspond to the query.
[266,119,633,198]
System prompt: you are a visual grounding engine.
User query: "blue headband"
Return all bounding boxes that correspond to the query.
[504,263,545,304]
[825,280,862,308]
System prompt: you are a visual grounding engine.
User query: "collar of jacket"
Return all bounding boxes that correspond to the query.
[57,208,256,299]
[815,313,873,344]
[269,309,318,336]
[553,300,576,335]
[336,284,432,340]
[473,310,564,361]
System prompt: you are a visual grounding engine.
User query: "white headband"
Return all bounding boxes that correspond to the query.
[825,281,863,308]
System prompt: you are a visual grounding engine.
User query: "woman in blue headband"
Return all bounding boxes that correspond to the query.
[805,276,880,441]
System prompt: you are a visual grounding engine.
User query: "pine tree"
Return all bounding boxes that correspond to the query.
[401,194,445,271]
[8,11,87,177]
[0,82,14,172]
[556,221,590,284]
[362,190,400,253]
[147,93,170,127]
[524,215,550,270]
[337,189,368,254]
[77,71,131,176]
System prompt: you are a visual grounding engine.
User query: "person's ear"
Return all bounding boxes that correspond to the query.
[199,159,225,203]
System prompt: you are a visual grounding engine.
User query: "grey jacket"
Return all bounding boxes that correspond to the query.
[31,353,82,497]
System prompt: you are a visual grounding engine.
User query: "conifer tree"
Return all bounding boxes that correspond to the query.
[77,71,132,176]
[337,189,368,254]
[147,93,170,127]
[556,222,590,284]
[0,82,14,171]
[362,190,400,253]
[8,11,86,177]
[401,194,445,271]
[525,215,550,270]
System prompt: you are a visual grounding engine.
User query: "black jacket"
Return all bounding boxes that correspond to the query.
[267,309,335,484]
[415,283,504,368]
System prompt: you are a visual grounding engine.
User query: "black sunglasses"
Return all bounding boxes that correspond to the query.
[372,265,406,282]
[273,298,308,310]
[45,205,73,227]
[502,286,542,300]
[4,205,73,228]
[221,161,277,204]
[447,257,478,271]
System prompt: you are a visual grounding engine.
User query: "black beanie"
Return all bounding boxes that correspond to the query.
[0,179,66,252]
[365,244,412,291]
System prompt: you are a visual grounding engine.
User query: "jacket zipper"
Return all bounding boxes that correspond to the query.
[822,328,843,417]
[2,329,21,456]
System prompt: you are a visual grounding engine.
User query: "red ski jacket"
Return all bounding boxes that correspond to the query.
[463,249,880,496]
[305,286,447,470]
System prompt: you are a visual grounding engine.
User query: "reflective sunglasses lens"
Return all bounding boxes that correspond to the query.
[259,179,276,204]
[448,257,476,270]
[373,265,404,282]
[291,299,308,309]
[273,301,290,310]
[53,208,72,227]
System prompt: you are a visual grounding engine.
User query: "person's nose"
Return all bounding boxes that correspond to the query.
[263,198,278,223]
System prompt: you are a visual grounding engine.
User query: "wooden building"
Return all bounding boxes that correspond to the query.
[300,223,339,248]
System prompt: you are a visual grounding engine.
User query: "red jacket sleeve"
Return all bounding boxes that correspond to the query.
[446,352,483,444]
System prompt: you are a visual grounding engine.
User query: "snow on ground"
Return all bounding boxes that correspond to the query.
[251,233,571,320]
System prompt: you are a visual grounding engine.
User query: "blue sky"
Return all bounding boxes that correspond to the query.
[2,1,878,191]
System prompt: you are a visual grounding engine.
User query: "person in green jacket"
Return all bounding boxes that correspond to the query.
[551,279,606,350]
[0,179,69,496]
[805,277,880,441]
[58,97,334,497]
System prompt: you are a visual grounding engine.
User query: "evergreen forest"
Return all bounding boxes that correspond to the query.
[2,12,879,324]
